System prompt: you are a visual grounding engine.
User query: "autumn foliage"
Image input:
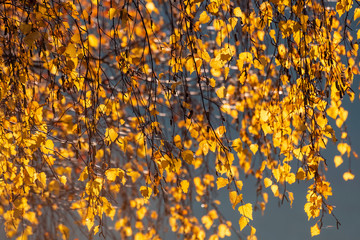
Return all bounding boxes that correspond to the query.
[0,0,359,239]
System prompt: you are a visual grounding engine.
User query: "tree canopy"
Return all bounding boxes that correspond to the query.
[0,0,358,239]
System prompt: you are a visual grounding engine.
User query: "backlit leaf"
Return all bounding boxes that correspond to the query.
[216,177,228,190]
[264,178,272,188]
[216,86,226,98]
[180,180,189,193]
[334,155,343,168]
[181,150,194,164]
[343,171,355,181]
[310,223,320,237]
[239,216,249,231]
[140,186,152,199]
[238,203,253,220]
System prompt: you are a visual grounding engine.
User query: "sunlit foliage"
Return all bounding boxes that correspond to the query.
[0,0,358,239]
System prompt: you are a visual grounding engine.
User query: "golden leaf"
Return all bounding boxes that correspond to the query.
[260,109,269,122]
[264,178,272,188]
[105,168,125,182]
[140,186,152,199]
[88,34,99,48]
[59,176,67,185]
[355,8,360,20]
[296,168,306,180]
[58,224,69,240]
[250,226,256,236]
[326,106,338,119]
[232,138,243,152]
[229,191,242,209]
[239,216,249,231]
[43,139,54,154]
[337,143,349,155]
[199,11,210,24]
[343,171,355,181]
[233,7,243,18]
[181,150,194,164]
[238,203,253,220]
[180,180,189,193]
[334,155,343,168]
[310,223,320,237]
[109,8,117,19]
[218,224,231,238]
[216,177,229,190]
[250,144,258,155]
[78,167,89,181]
[216,86,226,98]
[106,128,118,143]
[288,191,294,207]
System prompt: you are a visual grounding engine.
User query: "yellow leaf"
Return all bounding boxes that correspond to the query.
[232,138,243,152]
[339,107,348,121]
[181,150,194,164]
[264,178,272,188]
[286,173,296,184]
[250,226,256,235]
[337,143,348,155]
[43,139,54,154]
[334,155,343,168]
[78,167,89,181]
[58,224,69,240]
[106,128,118,143]
[199,11,210,24]
[185,57,195,74]
[236,180,243,190]
[233,7,243,18]
[239,216,249,231]
[65,43,77,58]
[127,170,141,183]
[109,8,117,19]
[59,176,67,185]
[210,78,216,87]
[238,203,253,220]
[260,109,269,122]
[326,106,338,119]
[310,223,320,237]
[269,29,276,43]
[224,66,229,80]
[229,191,243,209]
[355,8,360,21]
[88,34,99,48]
[140,186,152,199]
[135,233,146,240]
[288,191,294,207]
[271,184,279,197]
[85,177,103,196]
[215,125,226,138]
[93,225,99,235]
[216,86,226,98]
[296,167,306,180]
[180,180,189,193]
[218,224,231,238]
[343,171,355,181]
[249,144,258,155]
[216,177,229,190]
[202,215,213,229]
[105,168,125,182]
[146,2,159,14]
[137,206,147,220]
[262,123,272,135]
